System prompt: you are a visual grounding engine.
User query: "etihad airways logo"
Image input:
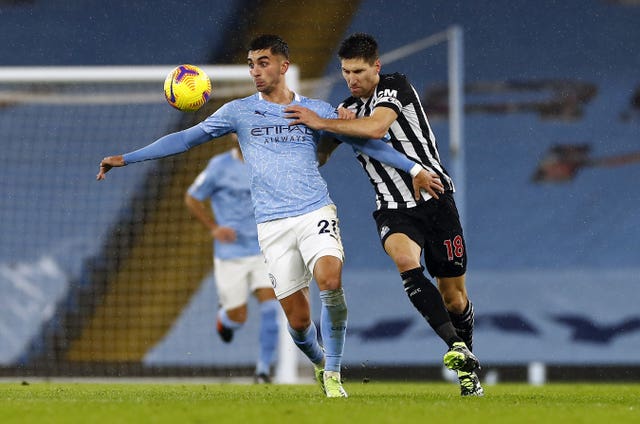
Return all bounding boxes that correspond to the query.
[251,124,313,143]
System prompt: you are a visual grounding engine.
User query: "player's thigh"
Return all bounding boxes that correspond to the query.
[214,257,253,310]
[254,287,277,302]
[297,204,345,278]
[374,208,424,271]
[422,193,467,278]
[374,208,425,252]
[382,233,423,272]
[257,219,311,300]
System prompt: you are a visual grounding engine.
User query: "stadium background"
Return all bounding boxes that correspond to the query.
[1,0,639,381]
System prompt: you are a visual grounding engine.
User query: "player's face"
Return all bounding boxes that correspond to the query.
[247,49,289,94]
[340,58,380,99]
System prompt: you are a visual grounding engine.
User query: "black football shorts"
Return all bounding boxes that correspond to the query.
[373,192,467,278]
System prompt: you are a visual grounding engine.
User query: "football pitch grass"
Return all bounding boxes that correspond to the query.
[1,381,638,423]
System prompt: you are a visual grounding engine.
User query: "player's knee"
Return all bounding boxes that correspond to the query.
[287,315,312,332]
[226,305,248,323]
[316,274,341,291]
[254,287,277,302]
[392,253,421,273]
[312,255,343,291]
[442,293,467,314]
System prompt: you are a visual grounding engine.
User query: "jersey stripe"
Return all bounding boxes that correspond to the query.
[341,73,454,210]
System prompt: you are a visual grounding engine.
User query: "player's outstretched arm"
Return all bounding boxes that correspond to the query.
[96,155,125,180]
[285,104,394,139]
[287,104,443,199]
[95,126,212,181]
[339,136,444,200]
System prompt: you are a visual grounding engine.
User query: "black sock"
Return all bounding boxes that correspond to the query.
[449,301,475,351]
[401,267,462,347]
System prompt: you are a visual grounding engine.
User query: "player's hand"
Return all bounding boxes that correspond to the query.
[284,105,324,130]
[96,155,125,180]
[412,169,444,200]
[212,226,237,243]
[336,107,356,120]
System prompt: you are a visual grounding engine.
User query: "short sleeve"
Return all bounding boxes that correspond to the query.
[372,73,413,115]
[187,160,217,201]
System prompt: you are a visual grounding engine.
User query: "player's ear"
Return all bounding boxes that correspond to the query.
[374,58,381,73]
[281,59,290,75]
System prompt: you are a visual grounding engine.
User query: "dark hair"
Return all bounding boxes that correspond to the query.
[247,34,289,60]
[338,33,378,64]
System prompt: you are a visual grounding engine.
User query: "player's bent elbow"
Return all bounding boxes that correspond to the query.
[184,193,197,206]
[369,125,390,140]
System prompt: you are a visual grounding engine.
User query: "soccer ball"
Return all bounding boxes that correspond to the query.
[164,64,212,112]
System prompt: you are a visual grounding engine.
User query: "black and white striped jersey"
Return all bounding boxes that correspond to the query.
[339,72,454,210]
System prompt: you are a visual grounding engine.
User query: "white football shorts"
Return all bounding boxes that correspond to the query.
[214,253,271,310]
[257,204,345,300]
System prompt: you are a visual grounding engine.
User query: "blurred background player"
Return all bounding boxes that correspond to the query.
[184,136,278,384]
[286,32,483,396]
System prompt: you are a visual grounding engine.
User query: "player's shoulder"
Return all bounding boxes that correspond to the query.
[379,72,410,88]
[207,150,233,169]
[231,93,258,105]
[298,94,332,110]
[222,93,260,111]
[297,94,336,117]
[339,95,360,109]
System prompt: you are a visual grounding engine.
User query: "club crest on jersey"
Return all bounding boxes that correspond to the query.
[380,225,390,239]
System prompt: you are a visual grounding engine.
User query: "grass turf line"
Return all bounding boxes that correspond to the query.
[0,382,638,423]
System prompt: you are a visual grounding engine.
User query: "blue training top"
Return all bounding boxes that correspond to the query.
[123,91,417,223]
[187,150,260,260]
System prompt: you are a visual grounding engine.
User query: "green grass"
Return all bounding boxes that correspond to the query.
[1,381,638,423]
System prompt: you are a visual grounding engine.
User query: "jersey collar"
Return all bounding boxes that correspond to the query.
[257,91,301,103]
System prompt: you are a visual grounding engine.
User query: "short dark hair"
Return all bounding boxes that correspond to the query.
[247,34,289,60]
[338,33,378,64]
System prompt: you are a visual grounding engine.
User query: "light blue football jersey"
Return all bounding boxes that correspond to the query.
[197,92,335,223]
[187,150,260,260]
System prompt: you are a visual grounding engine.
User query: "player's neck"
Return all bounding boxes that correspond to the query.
[359,75,379,100]
[259,86,294,105]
